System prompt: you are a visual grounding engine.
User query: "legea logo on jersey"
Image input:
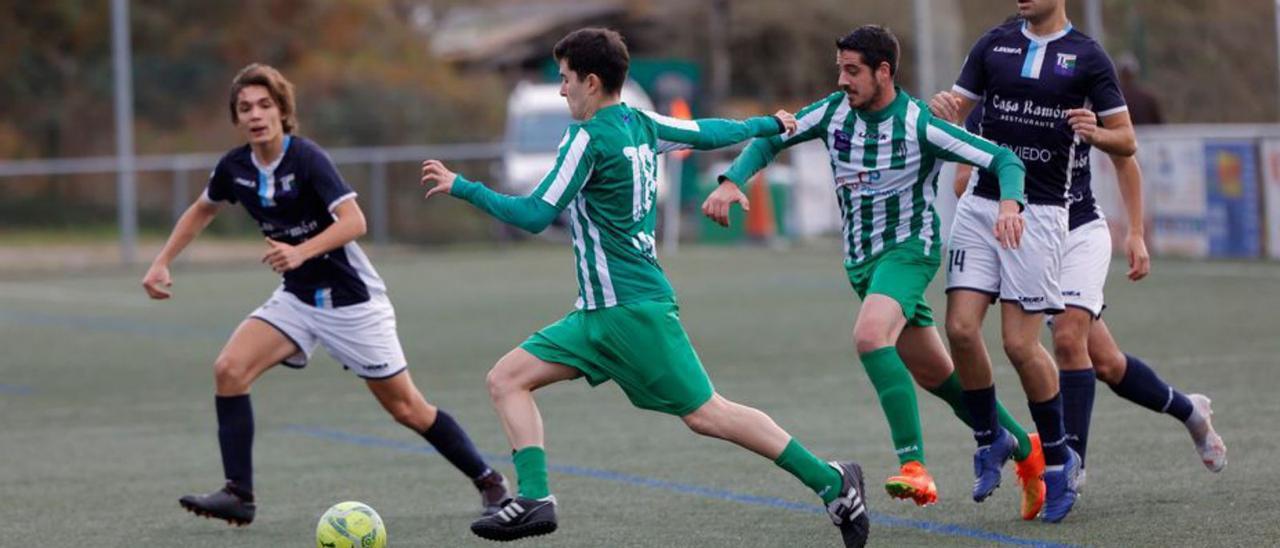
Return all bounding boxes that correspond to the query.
[1054,53,1077,76]
[234,177,256,188]
[993,46,1023,55]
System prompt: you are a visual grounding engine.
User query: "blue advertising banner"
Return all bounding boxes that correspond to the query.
[1204,141,1262,258]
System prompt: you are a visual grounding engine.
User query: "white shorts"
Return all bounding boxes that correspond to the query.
[249,287,408,379]
[945,193,1068,314]
[1058,218,1111,318]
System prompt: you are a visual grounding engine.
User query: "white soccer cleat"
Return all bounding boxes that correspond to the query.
[1186,394,1227,472]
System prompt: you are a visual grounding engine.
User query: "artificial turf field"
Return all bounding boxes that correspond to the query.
[1,242,1275,547]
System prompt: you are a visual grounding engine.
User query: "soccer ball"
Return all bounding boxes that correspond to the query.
[315,501,387,548]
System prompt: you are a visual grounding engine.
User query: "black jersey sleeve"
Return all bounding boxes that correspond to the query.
[954,31,995,100]
[1086,45,1128,117]
[203,156,237,204]
[299,139,357,211]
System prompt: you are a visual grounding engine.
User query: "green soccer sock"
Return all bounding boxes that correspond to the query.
[926,372,1033,461]
[512,446,550,499]
[774,438,843,504]
[860,346,925,464]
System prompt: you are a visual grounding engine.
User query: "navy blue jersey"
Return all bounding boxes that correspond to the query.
[204,135,384,307]
[954,19,1126,220]
[963,103,1101,230]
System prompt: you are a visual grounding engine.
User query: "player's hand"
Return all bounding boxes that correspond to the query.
[701,179,750,227]
[773,110,797,135]
[420,160,457,199]
[263,238,307,274]
[994,199,1024,249]
[1125,231,1151,281]
[928,91,963,123]
[141,263,173,300]
[1067,108,1099,144]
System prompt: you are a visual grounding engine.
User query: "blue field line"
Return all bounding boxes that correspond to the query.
[283,424,1077,547]
[0,383,34,395]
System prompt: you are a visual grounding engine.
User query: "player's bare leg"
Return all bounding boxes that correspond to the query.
[681,393,869,546]
[898,324,1044,516]
[1089,320,1226,472]
[470,348,580,541]
[368,371,510,515]
[1051,308,1096,487]
[181,318,296,526]
[944,291,996,391]
[1001,303,1079,522]
[848,296,936,505]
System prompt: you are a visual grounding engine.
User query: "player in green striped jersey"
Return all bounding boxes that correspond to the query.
[705,25,1046,516]
[420,28,870,547]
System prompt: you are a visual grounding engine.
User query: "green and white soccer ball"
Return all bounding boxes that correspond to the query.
[316,501,387,548]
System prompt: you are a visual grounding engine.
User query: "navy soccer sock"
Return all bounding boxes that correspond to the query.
[1059,368,1097,465]
[962,385,1000,446]
[215,394,254,493]
[421,410,490,479]
[1108,354,1194,422]
[1029,393,1069,467]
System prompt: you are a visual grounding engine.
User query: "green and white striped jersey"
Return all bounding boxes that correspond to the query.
[723,87,1024,266]
[455,103,782,310]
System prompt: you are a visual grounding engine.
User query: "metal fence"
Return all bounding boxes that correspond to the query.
[0,143,505,263]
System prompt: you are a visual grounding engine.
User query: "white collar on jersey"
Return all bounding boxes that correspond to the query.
[1021,20,1073,44]
[251,134,293,173]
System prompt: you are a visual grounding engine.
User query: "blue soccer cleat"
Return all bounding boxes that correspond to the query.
[971,428,1016,502]
[1041,447,1082,523]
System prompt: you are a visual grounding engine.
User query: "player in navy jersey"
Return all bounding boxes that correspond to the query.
[950,53,1227,491]
[931,0,1223,523]
[927,0,1128,523]
[141,64,509,526]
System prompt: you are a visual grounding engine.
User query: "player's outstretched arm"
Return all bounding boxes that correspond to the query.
[1109,153,1150,280]
[645,110,792,154]
[703,94,844,227]
[922,116,1026,248]
[421,127,597,234]
[420,161,559,234]
[142,198,222,299]
[262,198,367,274]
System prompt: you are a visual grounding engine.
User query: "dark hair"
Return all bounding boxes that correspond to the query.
[228,63,297,133]
[553,28,629,95]
[835,25,900,76]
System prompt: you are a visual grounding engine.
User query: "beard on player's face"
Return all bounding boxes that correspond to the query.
[1016,0,1058,22]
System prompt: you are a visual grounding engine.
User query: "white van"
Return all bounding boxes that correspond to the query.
[502,80,668,200]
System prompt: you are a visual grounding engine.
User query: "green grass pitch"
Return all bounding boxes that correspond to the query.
[1,243,1275,547]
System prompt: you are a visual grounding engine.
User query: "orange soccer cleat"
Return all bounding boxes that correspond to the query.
[1014,433,1047,520]
[884,461,938,506]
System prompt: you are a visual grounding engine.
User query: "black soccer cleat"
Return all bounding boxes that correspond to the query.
[474,469,513,516]
[826,461,871,548]
[179,482,256,526]
[470,495,558,542]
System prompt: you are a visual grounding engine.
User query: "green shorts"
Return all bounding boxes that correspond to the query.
[845,243,940,327]
[520,297,715,417]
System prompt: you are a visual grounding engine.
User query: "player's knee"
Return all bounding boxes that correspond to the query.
[682,398,726,438]
[944,315,983,348]
[386,399,419,428]
[1091,350,1127,384]
[213,354,252,393]
[1001,338,1039,367]
[485,364,523,401]
[852,324,892,354]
